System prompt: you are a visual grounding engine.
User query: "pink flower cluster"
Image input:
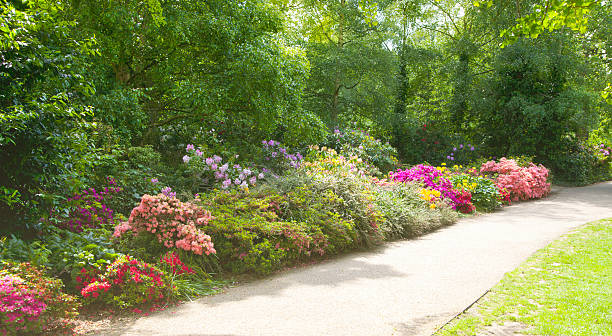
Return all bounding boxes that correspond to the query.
[390,164,472,210]
[0,274,47,333]
[480,158,551,202]
[114,194,216,255]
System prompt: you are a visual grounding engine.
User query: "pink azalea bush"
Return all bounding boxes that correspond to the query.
[1,262,79,335]
[480,158,551,202]
[390,164,474,212]
[114,194,216,256]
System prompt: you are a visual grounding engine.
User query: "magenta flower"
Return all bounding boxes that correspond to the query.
[186,144,195,151]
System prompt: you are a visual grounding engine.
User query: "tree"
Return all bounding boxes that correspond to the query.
[0,0,99,231]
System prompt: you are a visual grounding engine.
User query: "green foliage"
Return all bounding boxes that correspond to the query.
[475,36,600,174]
[199,189,344,275]
[101,146,168,215]
[546,138,610,185]
[326,128,399,173]
[496,0,599,45]
[0,0,104,234]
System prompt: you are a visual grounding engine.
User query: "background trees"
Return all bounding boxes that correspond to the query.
[1,0,610,233]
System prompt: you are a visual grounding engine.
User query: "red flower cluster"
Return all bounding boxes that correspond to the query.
[454,190,476,214]
[80,255,172,308]
[81,281,111,298]
[159,252,195,276]
[74,267,100,291]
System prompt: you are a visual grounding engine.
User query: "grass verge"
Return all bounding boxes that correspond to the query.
[435,217,612,336]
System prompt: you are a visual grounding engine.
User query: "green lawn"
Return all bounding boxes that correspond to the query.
[436,218,612,336]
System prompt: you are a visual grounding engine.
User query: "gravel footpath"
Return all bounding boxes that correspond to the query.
[96,182,612,336]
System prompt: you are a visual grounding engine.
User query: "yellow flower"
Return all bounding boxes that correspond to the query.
[429,203,436,209]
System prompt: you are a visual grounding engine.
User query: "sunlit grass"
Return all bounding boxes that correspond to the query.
[436,218,612,336]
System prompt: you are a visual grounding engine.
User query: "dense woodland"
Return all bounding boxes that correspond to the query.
[0,0,610,332]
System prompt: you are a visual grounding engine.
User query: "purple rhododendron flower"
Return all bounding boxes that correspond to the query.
[213,155,222,163]
[186,144,195,151]
[222,179,231,189]
[219,163,228,173]
[205,157,214,165]
[249,176,257,185]
[258,172,265,179]
[195,149,203,157]
[183,155,191,163]
[150,178,159,184]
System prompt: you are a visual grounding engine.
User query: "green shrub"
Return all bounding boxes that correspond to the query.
[102,146,167,215]
[373,182,457,239]
[546,140,610,185]
[326,128,399,174]
[198,190,337,275]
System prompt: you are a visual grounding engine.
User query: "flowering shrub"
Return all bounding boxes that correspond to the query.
[595,143,611,161]
[480,158,551,202]
[114,194,216,256]
[260,139,303,173]
[390,164,473,212]
[448,173,501,212]
[81,255,174,308]
[74,267,101,291]
[159,251,195,276]
[183,145,272,191]
[326,128,398,174]
[51,178,122,232]
[1,262,79,335]
[454,190,476,214]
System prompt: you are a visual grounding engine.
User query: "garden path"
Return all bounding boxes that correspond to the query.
[106,182,612,336]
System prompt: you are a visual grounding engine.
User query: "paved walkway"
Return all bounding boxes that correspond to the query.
[110,182,612,336]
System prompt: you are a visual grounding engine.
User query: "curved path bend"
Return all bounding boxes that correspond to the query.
[110,182,612,336]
